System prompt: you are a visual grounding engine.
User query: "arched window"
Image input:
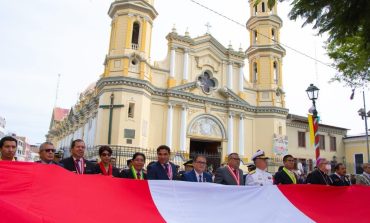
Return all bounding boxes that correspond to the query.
[131,22,140,49]
[253,62,258,83]
[271,28,276,41]
[273,61,278,84]
[262,2,265,12]
[254,6,258,15]
[254,30,258,44]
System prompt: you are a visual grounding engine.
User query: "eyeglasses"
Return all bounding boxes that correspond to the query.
[195,161,207,165]
[230,157,241,161]
[42,149,56,153]
[101,153,111,157]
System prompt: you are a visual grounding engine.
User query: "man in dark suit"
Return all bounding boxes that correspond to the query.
[214,153,244,185]
[181,155,213,183]
[274,154,298,184]
[35,142,59,165]
[306,158,333,185]
[60,139,95,174]
[330,163,351,186]
[147,145,178,180]
[0,136,17,161]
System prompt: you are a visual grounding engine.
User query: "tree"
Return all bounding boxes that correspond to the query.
[255,0,370,87]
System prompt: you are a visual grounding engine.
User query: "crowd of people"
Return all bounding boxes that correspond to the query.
[1,136,369,186]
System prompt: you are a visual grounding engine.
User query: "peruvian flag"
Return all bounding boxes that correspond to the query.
[0,162,368,223]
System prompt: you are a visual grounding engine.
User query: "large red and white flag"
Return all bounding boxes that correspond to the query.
[0,162,368,223]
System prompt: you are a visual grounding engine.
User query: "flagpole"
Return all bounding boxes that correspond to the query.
[362,91,370,162]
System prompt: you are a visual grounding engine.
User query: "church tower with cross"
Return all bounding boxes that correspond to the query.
[95,0,158,147]
[246,0,286,107]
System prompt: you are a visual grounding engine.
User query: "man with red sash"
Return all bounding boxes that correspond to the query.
[214,153,244,185]
[0,136,17,161]
[274,154,298,185]
[60,139,95,174]
[245,150,273,186]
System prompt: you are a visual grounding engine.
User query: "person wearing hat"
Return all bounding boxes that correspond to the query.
[245,150,273,186]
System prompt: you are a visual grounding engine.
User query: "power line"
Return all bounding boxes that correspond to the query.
[189,0,336,70]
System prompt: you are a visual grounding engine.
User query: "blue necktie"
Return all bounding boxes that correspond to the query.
[199,174,202,182]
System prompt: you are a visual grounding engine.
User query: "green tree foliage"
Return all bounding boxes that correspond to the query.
[255,0,370,87]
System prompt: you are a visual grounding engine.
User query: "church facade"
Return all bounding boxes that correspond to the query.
[47,0,350,172]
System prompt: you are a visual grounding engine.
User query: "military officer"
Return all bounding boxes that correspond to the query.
[245,150,273,186]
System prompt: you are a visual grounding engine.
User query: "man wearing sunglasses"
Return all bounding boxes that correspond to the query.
[35,142,59,165]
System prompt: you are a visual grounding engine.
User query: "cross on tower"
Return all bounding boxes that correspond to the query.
[205,22,212,34]
[99,93,124,144]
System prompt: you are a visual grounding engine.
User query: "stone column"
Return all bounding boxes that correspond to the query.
[227,62,233,89]
[179,104,187,152]
[166,104,173,147]
[239,64,244,93]
[238,114,245,156]
[227,112,234,154]
[170,47,176,78]
[183,49,189,82]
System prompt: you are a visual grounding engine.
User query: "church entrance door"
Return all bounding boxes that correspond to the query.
[189,139,221,173]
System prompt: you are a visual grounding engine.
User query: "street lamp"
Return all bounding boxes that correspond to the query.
[357,90,370,162]
[306,83,320,116]
[306,83,320,160]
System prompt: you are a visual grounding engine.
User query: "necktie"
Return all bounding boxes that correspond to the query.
[164,163,169,177]
[75,159,81,174]
[233,169,237,176]
[199,174,202,182]
[137,171,141,179]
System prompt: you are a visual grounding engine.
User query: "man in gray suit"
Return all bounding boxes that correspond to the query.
[356,163,370,185]
[214,153,244,185]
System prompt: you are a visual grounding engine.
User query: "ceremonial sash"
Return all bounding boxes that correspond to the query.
[226,165,240,185]
[283,167,297,184]
[131,166,144,180]
[99,162,112,176]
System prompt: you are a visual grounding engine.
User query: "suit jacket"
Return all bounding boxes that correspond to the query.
[306,169,333,185]
[274,169,298,185]
[214,166,244,185]
[35,160,60,165]
[181,170,213,182]
[147,161,178,180]
[330,173,351,186]
[356,174,370,185]
[120,168,148,180]
[60,157,96,174]
[93,163,121,177]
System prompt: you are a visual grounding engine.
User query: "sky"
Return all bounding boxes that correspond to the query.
[0,0,368,144]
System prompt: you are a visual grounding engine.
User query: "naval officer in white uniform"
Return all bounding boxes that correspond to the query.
[245,150,273,186]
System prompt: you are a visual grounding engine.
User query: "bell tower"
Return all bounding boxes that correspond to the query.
[246,0,286,107]
[103,0,158,80]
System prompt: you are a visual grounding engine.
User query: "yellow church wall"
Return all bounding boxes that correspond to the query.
[148,103,166,148]
[151,69,169,88]
[174,49,184,84]
[171,106,182,152]
[244,117,255,160]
